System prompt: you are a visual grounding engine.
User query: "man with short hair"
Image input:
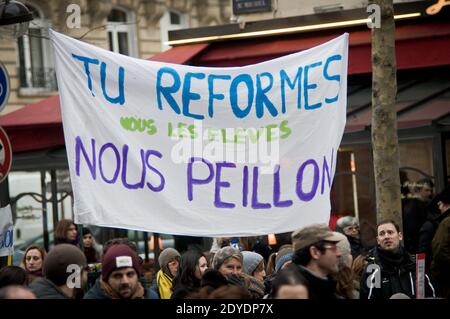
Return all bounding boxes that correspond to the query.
[360,220,435,299]
[287,224,342,300]
[84,244,157,299]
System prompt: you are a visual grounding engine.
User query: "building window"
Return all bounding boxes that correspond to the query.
[160,10,188,51]
[106,8,136,56]
[17,5,56,93]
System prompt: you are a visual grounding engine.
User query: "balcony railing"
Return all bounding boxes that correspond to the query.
[19,67,58,91]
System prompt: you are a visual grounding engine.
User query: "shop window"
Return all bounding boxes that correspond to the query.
[332,144,377,246]
[17,4,56,93]
[399,139,435,198]
[160,10,188,51]
[107,7,137,56]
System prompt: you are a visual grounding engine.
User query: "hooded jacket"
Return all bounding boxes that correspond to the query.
[360,246,436,299]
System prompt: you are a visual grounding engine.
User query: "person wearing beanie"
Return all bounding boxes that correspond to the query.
[242,251,265,280]
[154,247,181,299]
[212,246,260,296]
[212,246,243,278]
[241,251,266,299]
[84,244,156,299]
[29,244,87,299]
[274,248,294,274]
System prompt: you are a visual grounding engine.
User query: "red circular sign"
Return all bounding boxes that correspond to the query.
[0,126,12,183]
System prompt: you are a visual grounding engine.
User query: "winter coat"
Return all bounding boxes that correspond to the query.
[84,278,159,299]
[29,278,69,299]
[346,235,365,259]
[431,209,450,298]
[417,210,443,269]
[360,246,435,299]
[290,264,338,300]
[402,197,429,254]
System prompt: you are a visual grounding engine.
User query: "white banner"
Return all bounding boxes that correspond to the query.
[0,205,14,257]
[50,30,348,236]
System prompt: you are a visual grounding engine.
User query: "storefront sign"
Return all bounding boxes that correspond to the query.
[0,205,14,257]
[51,30,348,236]
[233,0,272,15]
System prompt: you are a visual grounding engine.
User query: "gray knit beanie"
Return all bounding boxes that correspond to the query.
[241,251,263,275]
[212,246,242,270]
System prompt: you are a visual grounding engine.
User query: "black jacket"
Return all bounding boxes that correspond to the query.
[289,264,338,300]
[360,247,435,299]
[417,211,442,269]
[29,278,69,299]
[402,198,429,254]
[84,278,159,299]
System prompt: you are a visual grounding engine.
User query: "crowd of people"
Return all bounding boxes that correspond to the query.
[0,184,448,300]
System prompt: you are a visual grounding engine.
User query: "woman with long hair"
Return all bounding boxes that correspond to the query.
[171,250,208,299]
[54,219,79,246]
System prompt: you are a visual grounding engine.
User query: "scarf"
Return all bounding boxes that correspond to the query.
[157,269,174,299]
[99,278,145,299]
[376,246,407,272]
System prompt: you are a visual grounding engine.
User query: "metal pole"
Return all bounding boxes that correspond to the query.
[350,152,359,220]
[40,170,49,252]
[50,170,59,231]
[153,232,160,271]
[143,232,149,262]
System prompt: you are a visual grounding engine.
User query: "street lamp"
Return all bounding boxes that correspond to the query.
[0,0,33,38]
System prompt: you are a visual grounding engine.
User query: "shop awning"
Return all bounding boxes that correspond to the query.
[187,20,450,75]
[346,74,450,133]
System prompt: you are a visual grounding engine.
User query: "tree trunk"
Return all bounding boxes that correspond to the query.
[371,0,402,229]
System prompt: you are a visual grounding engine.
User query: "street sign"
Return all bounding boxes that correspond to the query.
[0,62,10,113]
[0,126,12,183]
[233,0,272,15]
